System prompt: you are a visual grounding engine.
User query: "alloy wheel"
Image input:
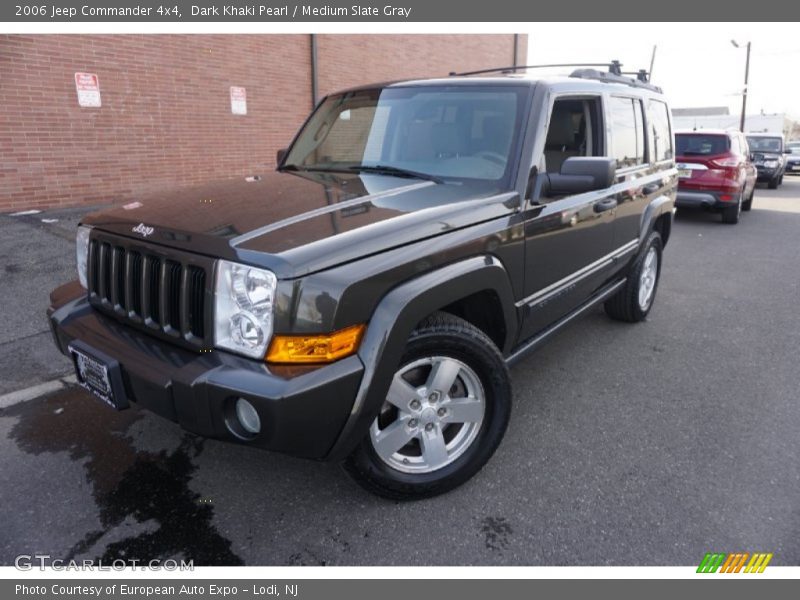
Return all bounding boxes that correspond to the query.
[369,356,486,474]
[638,246,659,311]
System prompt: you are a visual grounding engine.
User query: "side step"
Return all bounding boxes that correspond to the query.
[505,278,626,367]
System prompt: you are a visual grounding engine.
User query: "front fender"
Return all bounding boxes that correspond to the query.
[325,255,516,461]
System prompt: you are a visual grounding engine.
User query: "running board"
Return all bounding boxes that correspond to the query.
[505,278,627,367]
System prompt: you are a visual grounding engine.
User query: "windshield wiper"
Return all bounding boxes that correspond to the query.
[279,164,360,176]
[345,164,444,184]
[280,163,443,184]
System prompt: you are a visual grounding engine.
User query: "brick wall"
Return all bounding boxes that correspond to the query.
[0,34,526,212]
[315,34,525,96]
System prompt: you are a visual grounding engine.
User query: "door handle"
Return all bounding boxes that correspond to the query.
[593,198,618,213]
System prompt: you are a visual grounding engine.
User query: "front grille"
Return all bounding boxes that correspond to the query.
[164,260,182,331]
[186,266,206,338]
[87,234,211,348]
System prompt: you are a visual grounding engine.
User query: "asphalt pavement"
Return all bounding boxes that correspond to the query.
[0,181,798,566]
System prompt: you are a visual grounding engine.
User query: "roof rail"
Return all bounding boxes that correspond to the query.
[570,67,662,93]
[449,62,613,77]
[449,60,662,93]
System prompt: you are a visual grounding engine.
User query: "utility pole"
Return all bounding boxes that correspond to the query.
[732,40,751,132]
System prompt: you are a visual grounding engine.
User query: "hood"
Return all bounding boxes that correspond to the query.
[82,170,518,278]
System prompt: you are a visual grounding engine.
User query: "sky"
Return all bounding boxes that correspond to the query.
[527,23,800,120]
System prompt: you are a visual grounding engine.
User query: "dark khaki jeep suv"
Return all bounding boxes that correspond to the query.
[49,63,676,499]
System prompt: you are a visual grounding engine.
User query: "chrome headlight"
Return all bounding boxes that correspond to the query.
[76,225,92,288]
[214,260,277,358]
[764,160,779,168]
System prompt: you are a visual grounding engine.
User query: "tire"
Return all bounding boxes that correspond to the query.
[779,174,784,185]
[742,186,753,211]
[344,312,511,500]
[604,230,663,323]
[721,193,742,224]
[768,177,778,190]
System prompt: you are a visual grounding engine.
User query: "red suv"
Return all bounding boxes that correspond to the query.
[675,130,757,224]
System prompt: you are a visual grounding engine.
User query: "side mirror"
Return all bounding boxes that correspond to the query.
[276,148,288,166]
[544,157,616,196]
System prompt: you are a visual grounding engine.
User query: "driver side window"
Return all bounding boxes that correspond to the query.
[544,97,603,174]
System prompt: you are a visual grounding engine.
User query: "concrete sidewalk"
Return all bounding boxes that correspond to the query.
[0,205,108,394]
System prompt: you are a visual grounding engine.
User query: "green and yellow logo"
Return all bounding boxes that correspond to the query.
[697,552,773,573]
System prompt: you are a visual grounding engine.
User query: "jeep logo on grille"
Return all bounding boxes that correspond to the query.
[132,223,154,237]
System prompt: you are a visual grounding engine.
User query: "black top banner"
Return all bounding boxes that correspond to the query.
[3,0,798,22]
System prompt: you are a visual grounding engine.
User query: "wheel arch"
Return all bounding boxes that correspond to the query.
[325,255,517,461]
[640,195,673,247]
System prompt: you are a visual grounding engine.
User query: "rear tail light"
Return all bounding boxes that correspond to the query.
[719,194,734,202]
[711,156,740,168]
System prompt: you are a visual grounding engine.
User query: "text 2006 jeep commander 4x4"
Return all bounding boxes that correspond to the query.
[49,63,676,499]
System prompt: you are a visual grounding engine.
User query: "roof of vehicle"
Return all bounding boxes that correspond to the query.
[675,129,738,136]
[331,69,666,99]
[746,132,785,139]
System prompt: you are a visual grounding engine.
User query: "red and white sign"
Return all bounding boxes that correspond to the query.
[74,72,101,108]
[230,86,247,115]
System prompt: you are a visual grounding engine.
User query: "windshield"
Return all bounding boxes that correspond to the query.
[283,85,527,182]
[675,134,729,156]
[747,136,783,152]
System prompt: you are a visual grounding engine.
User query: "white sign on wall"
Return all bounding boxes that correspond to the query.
[230,86,247,115]
[74,72,101,107]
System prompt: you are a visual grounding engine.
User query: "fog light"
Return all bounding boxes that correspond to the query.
[235,398,261,434]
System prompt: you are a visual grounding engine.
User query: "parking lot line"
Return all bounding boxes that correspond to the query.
[0,375,76,410]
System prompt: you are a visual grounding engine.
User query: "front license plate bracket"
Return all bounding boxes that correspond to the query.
[68,340,129,410]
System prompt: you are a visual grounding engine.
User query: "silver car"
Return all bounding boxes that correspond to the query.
[786,142,800,174]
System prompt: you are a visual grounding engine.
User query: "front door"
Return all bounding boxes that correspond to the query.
[518,94,617,340]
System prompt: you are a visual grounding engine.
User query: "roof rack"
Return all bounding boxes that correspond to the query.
[449,60,662,93]
[449,62,613,77]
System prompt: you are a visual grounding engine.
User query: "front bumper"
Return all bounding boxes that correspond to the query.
[48,282,364,460]
[675,189,741,210]
[754,165,780,181]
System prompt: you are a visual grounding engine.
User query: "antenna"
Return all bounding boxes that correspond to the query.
[649,45,657,80]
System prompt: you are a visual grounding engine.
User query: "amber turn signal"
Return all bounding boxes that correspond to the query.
[266,324,366,364]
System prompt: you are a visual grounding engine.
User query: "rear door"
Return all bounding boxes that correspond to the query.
[611,96,674,254]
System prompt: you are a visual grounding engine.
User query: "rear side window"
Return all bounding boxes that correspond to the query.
[648,100,673,162]
[675,134,730,156]
[730,135,741,155]
[741,136,751,155]
[609,96,645,168]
